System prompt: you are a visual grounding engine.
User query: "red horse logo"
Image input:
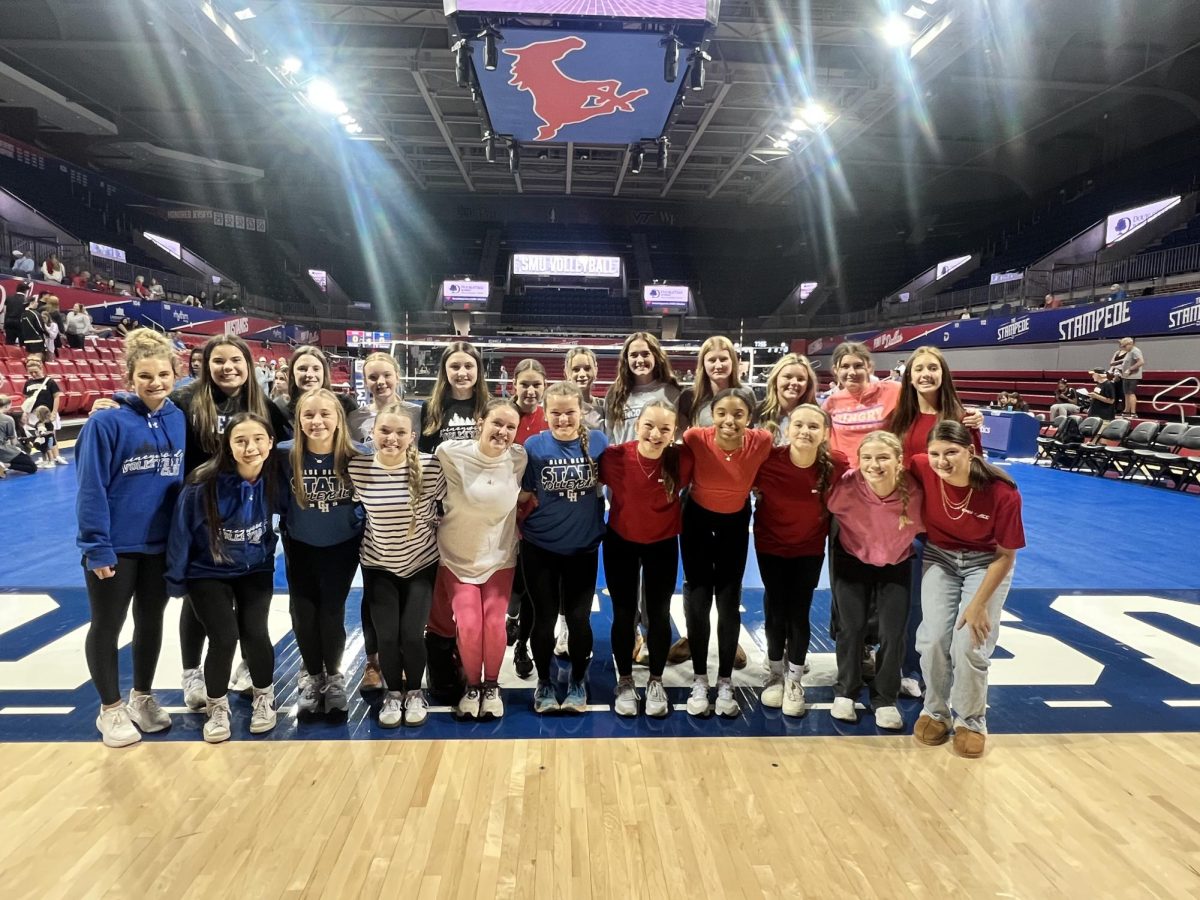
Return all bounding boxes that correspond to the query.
[504,36,650,141]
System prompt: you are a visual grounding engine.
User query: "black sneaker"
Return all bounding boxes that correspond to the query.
[513,641,534,679]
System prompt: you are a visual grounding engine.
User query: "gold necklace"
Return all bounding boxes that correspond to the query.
[938,479,973,520]
[635,450,660,480]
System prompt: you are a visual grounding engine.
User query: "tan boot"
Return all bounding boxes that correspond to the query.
[666,637,691,664]
[913,714,949,746]
[953,729,986,758]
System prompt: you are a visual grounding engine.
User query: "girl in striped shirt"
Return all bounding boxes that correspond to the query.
[348,409,446,728]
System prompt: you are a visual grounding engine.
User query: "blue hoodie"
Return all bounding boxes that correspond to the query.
[165,469,283,596]
[75,393,185,570]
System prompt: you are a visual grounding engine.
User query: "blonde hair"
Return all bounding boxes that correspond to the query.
[122,329,177,383]
[564,346,598,397]
[375,410,424,537]
[691,335,742,410]
[858,430,911,528]
[760,353,818,436]
[290,389,357,510]
[363,351,403,406]
[544,381,596,483]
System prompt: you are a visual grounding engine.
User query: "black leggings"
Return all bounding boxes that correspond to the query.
[188,571,276,699]
[506,548,534,643]
[831,540,911,707]
[179,596,206,670]
[681,498,750,679]
[83,553,169,706]
[362,563,436,690]
[521,539,597,681]
[4,451,37,474]
[757,551,824,666]
[603,528,677,678]
[285,534,360,676]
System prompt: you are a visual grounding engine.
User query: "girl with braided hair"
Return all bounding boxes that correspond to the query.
[827,430,924,730]
[518,381,608,714]
[752,404,847,717]
[348,409,446,728]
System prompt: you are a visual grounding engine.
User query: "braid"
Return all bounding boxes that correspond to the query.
[660,444,679,503]
[814,442,834,506]
[406,443,423,538]
[896,471,912,529]
[578,424,595,484]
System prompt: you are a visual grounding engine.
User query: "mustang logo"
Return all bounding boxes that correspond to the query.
[504,36,650,141]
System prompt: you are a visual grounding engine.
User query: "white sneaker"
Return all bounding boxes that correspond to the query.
[480,684,504,719]
[782,676,807,717]
[249,688,277,734]
[760,671,784,708]
[54,456,69,465]
[686,678,710,716]
[296,672,322,714]
[229,659,253,694]
[899,677,923,698]
[96,705,141,748]
[554,619,570,658]
[457,686,482,719]
[715,680,740,718]
[645,679,669,718]
[204,696,232,743]
[614,678,638,717]
[830,697,857,722]
[182,668,207,711]
[379,691,404,728]
[404,690,428,726]
[127,691,171,733]
[875,705,904,730]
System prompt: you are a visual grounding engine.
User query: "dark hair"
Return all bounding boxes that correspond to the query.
[886,346,967,440]
[191,334,271,454]
[424,340,489,436]
[711,386,758,425]
[283,345,335,412]
[190,412,280,563]
[927,419,1016,490]
[635,398,683,503]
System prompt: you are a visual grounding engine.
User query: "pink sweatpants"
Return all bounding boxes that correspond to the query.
[438,565,516,685]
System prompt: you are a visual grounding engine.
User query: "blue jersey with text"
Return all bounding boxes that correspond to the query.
[520,430,608,554]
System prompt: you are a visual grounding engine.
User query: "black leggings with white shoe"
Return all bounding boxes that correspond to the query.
[187,571,275,699]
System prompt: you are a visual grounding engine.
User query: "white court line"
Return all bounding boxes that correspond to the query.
[0,706,75,715]
[670,701,866,712]
[1043,700,1112,708]
[1163,699,1200,708]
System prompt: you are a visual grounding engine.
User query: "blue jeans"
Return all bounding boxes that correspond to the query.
[915,544,1014,734]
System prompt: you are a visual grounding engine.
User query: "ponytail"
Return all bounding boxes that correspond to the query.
[406,443,423,537]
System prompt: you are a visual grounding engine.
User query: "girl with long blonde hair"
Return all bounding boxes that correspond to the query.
[678,335,741,428]
[759,353,819,446]
[564,345,606,430]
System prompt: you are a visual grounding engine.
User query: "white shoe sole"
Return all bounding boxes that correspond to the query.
[614,703,638,717]
[128,712,171,733]
[97,718,141,749]
[479,703,504,720]
[203,728,230,744]
[379,715,403,728]
[830,702,857,723]
[760,686,784,708]
[249,714,277,734]
[715,700,740,718]
[646,703,669,718]
[782,702,807,717]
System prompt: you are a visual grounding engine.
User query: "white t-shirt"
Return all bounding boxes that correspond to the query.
[607,381,681,445]
[434,439,528,583]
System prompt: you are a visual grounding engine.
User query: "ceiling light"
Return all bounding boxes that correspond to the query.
[346,124,363,135]
[781,130,798,142]
[800,101,831,126]
[880,14,913,47]
[280,56,302,75]
[306,78,344,114]
[904,5,927,18]
[772,139,790,150]
[787,118,811,133]
[233,7,255,20]
[337,114,356,125]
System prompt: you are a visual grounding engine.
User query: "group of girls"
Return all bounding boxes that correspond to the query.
[77,327,1022,759]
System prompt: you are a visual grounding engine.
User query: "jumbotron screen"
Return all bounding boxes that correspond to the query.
[448,1,712,19]
[346,329,393,349]
[441,279,490,310]
[643,284,690,311]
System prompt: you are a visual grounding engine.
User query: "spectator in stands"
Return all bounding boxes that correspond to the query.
[197,290,209,308]
[41,310,58,359]
[1043,293,1063,310]
[990,391,1012,410]
[148,278,165,300]
[0,395,38,476]
[269,358,279,390]
[1114,337,1144,416]
[959,309,972,320]
[93,275,112,293]
[10,250,34,277]
[1087,368,1117,421]
[758,354,818,446]
[255,357,271,394]
[182,295,196,307]
[1007,391,1030,413]
[71,268,91,290]
[175,348,203,389]
[20,293,47,354]
[5,280,32,345]
[133,276,151,300]
[276,346,357,423]
[823,342,901,461]
[498,364,509,399]
[115,317,138,338]
[1050,378,1080,419]
[40,254,65,284]
[65,304,92,350]
[20,355,63,464]
[44,295,65,350]
[1108,282,1127,303]
[271,365,290,401]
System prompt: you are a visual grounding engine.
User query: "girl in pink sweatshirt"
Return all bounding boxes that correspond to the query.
[826,430,924,730]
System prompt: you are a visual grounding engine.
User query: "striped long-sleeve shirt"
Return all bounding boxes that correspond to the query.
[348,452,446,577]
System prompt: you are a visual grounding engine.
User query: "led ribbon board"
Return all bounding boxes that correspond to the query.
[450,1,712,17]
[512,253,622,277]
[1106,197,1181,246]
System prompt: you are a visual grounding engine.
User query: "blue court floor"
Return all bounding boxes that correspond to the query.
[1,457,1198,742]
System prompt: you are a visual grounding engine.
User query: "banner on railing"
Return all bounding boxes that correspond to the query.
[814,291,1200,355]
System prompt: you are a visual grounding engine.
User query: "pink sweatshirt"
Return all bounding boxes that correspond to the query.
[827,468,924,567]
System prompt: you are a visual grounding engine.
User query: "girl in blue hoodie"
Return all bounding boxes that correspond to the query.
[166,412,285,744]
[77,330,186,748]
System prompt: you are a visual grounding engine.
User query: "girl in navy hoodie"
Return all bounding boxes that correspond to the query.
[166,412,285,744]
[278,389,365,716]
[77,330,186,748]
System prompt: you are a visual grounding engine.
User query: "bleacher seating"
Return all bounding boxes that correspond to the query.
[954,369,1200,422]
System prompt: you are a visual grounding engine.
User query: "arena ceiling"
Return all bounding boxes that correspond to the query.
[4,0,1200,222]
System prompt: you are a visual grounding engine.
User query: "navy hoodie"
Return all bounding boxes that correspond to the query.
[75,393,185,570]
[165,468,284,596]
